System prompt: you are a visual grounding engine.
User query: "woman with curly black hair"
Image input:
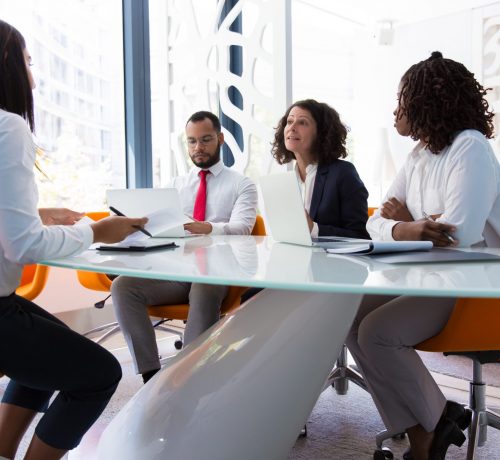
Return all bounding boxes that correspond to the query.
[272,99,369,238]
[346,52,500,460]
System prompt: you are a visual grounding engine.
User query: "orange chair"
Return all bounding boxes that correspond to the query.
[77,214,266,345]
[374,298,500,459]
[16,264,50,301]
[416,298,500,459]
[76,212,112,294]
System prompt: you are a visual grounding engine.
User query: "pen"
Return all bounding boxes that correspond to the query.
[109,206,153,237]
[422,212,456,244]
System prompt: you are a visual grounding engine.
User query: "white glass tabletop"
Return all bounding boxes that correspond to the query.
[41,235,500,298]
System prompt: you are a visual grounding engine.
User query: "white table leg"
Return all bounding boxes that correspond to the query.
[98,289,362,460]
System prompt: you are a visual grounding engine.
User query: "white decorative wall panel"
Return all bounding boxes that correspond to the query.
[165,0,291,181]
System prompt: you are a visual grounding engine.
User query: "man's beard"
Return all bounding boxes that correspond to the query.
[192,143,221,169]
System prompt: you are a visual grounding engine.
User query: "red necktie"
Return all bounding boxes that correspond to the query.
[193,170,209,221]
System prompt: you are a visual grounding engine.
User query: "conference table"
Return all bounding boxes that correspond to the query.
[41,235,500,460]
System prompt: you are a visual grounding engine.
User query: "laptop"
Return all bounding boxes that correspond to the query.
[106,188,192,238]
[259,171,366,249]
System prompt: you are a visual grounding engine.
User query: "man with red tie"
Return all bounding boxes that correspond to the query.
[111,111,258,383]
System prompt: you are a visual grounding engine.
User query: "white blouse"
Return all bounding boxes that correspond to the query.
[0,109,93,296]
[367,129,500,248]
[294,163,319,238]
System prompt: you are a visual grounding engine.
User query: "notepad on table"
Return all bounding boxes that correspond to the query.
[95,240,178,252]
[326,240,433,255]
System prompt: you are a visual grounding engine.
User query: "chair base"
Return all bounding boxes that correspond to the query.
[323,344,367,394]
[82,318,185,346]
[82,322,122,345]
[466,381,500,459]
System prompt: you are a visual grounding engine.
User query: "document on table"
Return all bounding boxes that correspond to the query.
[88,208,185,251]
[326,240,433,255]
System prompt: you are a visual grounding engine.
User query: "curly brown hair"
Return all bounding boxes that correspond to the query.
[398,51,494,153]
[271,99,348,165]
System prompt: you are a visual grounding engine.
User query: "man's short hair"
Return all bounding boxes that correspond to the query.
[186,111,222,133]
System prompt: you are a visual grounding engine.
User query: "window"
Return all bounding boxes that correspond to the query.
[0,0,126,210]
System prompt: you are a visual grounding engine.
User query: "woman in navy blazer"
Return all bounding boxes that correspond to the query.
[272,99,369,239]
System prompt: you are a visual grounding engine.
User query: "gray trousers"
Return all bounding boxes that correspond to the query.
[111,276,228,374]
[345,295,456,434]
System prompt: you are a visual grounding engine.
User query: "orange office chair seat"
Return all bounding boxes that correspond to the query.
[375,298,500,459]
[16,264,50,301]
[77,214,266,346]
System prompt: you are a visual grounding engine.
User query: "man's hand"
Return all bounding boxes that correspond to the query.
[39,208,85,225]
[184,221,213,235]
[380,198,413,222]
[392,219,458,247]
[91,216,149,243]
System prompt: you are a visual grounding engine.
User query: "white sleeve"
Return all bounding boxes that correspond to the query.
[366,155,410,241]
[0,116,93,265]
[437,135,498,247]
[210,176,258,235]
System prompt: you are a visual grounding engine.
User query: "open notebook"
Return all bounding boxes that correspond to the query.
[106,188,194,238]
[326,240,433,255]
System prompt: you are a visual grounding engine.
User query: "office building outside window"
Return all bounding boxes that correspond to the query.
[0,0,126,211]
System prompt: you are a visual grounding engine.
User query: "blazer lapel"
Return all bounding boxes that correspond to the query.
[310,163,328,219]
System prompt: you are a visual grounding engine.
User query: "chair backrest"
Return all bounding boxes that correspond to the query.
[417,298,500,352]
[86,211,110,221]
[76,211,112,291]
[16,264,50,301]
[251,215,266,236]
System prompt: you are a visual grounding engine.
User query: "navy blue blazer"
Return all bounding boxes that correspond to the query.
[310,160,370,239]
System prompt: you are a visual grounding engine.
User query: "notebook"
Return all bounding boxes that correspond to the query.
[259,171,365,249]
[96,240,178,252]
[326,240,433,255]
[106,188,193,238]
[370,248,500,264]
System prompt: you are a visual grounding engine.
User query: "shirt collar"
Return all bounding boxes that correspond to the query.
[294,162,318,183]
[193,159,225,177]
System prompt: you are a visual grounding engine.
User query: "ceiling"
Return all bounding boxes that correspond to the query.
[296,0,499,27]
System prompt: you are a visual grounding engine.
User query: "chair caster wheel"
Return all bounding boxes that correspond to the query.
[333,378,348,395]
[373,448,393,460]
[174,340,183,350]
[298,424,307,438]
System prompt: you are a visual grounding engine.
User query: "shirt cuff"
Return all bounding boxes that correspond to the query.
[209,222,225,235]
[81,223,96,248]
[382,220,398,241]
[311,222,319,239]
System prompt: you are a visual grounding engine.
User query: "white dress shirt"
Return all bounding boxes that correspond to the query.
[294,163,319,238]
[0,109,93,296]
[167,160,257,235]
[367,129,500,247]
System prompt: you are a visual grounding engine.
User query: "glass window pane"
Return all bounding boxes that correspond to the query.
[0,0,126,211]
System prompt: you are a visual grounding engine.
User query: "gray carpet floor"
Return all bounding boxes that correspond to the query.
[2,353,500,459]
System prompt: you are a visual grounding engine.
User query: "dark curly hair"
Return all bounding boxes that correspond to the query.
[0,20,34,132]
[398,51,494,153]
[272,99,348,165]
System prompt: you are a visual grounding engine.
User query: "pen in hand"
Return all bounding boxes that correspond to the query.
[109,206,153,237]
[422,212,456,245]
